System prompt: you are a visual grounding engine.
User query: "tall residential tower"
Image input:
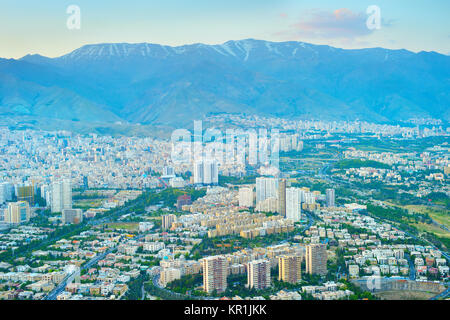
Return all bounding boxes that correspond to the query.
[306,244,328,276]
[247,259,271,290]
[51,179,72,213]
[202,255,228,294]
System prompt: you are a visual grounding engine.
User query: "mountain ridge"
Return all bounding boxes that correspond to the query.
[0,39,448,127]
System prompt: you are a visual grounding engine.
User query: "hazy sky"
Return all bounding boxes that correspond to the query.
[1,0,449,58]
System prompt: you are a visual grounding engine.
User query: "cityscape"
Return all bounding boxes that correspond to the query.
[0,0,449,311]
[0,114,448,301]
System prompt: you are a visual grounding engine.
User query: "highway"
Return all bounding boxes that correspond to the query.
[151,273,192,299]
[44,232,146,300]
[141,283,146,300]
[44,246,116,300]
[44,273,76,300]
[43,217,135,299]
[431,287,450,300]
[404,253,416,281]
[40,189,172,300]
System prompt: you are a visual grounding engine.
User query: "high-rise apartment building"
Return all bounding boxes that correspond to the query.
[204,161,219,185]
[255,197,278,213]
[51,179,72,213]
[4,201,30,224]
[256,177,279,204]
[41,184,51,207]
[286,187,302,222]
[278,255,302,284]
[278,179,286,217]
[16,184,35,205]
[162,214,177,231]
[326,188,335,207]
[247,259,271,290]
[0,182,14,204]
[202,255,228,293]
[193,161,203,185]
[304,192,316,205]
[306,244,328,276]
[193,161,218,185]
[238,186,254,207]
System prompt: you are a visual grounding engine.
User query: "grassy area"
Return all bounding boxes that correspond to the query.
[403,205,450,229]
[335,159,391,169]
[218,175,257,186]
[352,136,449,153]
[425,192,450,210]
[378,202,449,249]
[428,211,450,229]
[104,222,139,231]
[280,159,324,172]
[73,199,103,209]
[353,145,399,153]
[413,222,450,239]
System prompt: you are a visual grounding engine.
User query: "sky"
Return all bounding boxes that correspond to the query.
[1,0,449,59]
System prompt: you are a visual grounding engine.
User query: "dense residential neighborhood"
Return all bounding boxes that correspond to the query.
[0,115,448,300]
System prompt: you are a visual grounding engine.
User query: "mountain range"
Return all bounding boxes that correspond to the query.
[0,39,449,128]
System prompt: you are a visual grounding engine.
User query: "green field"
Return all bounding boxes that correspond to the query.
[413,222,450,239]
[403,205,450,230]
[73,199,103,209]
[429,211,450,229]
[335,159,391,169]
[104,222,139,231]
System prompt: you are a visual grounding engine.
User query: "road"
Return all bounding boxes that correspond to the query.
[2,192,151,264]
[303,211,315,231]
[44,272,76,300]
[44,232,147,300]
[151,273,191,299]
[401,226,450,262]
[42,211,139,300]
[39,191,154,301]
[39,189,163,301]
[431,287,450,300]
[317,160,354,188]
[141,283,145,300]
[44,246,116,300]
[404,253,416,280]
